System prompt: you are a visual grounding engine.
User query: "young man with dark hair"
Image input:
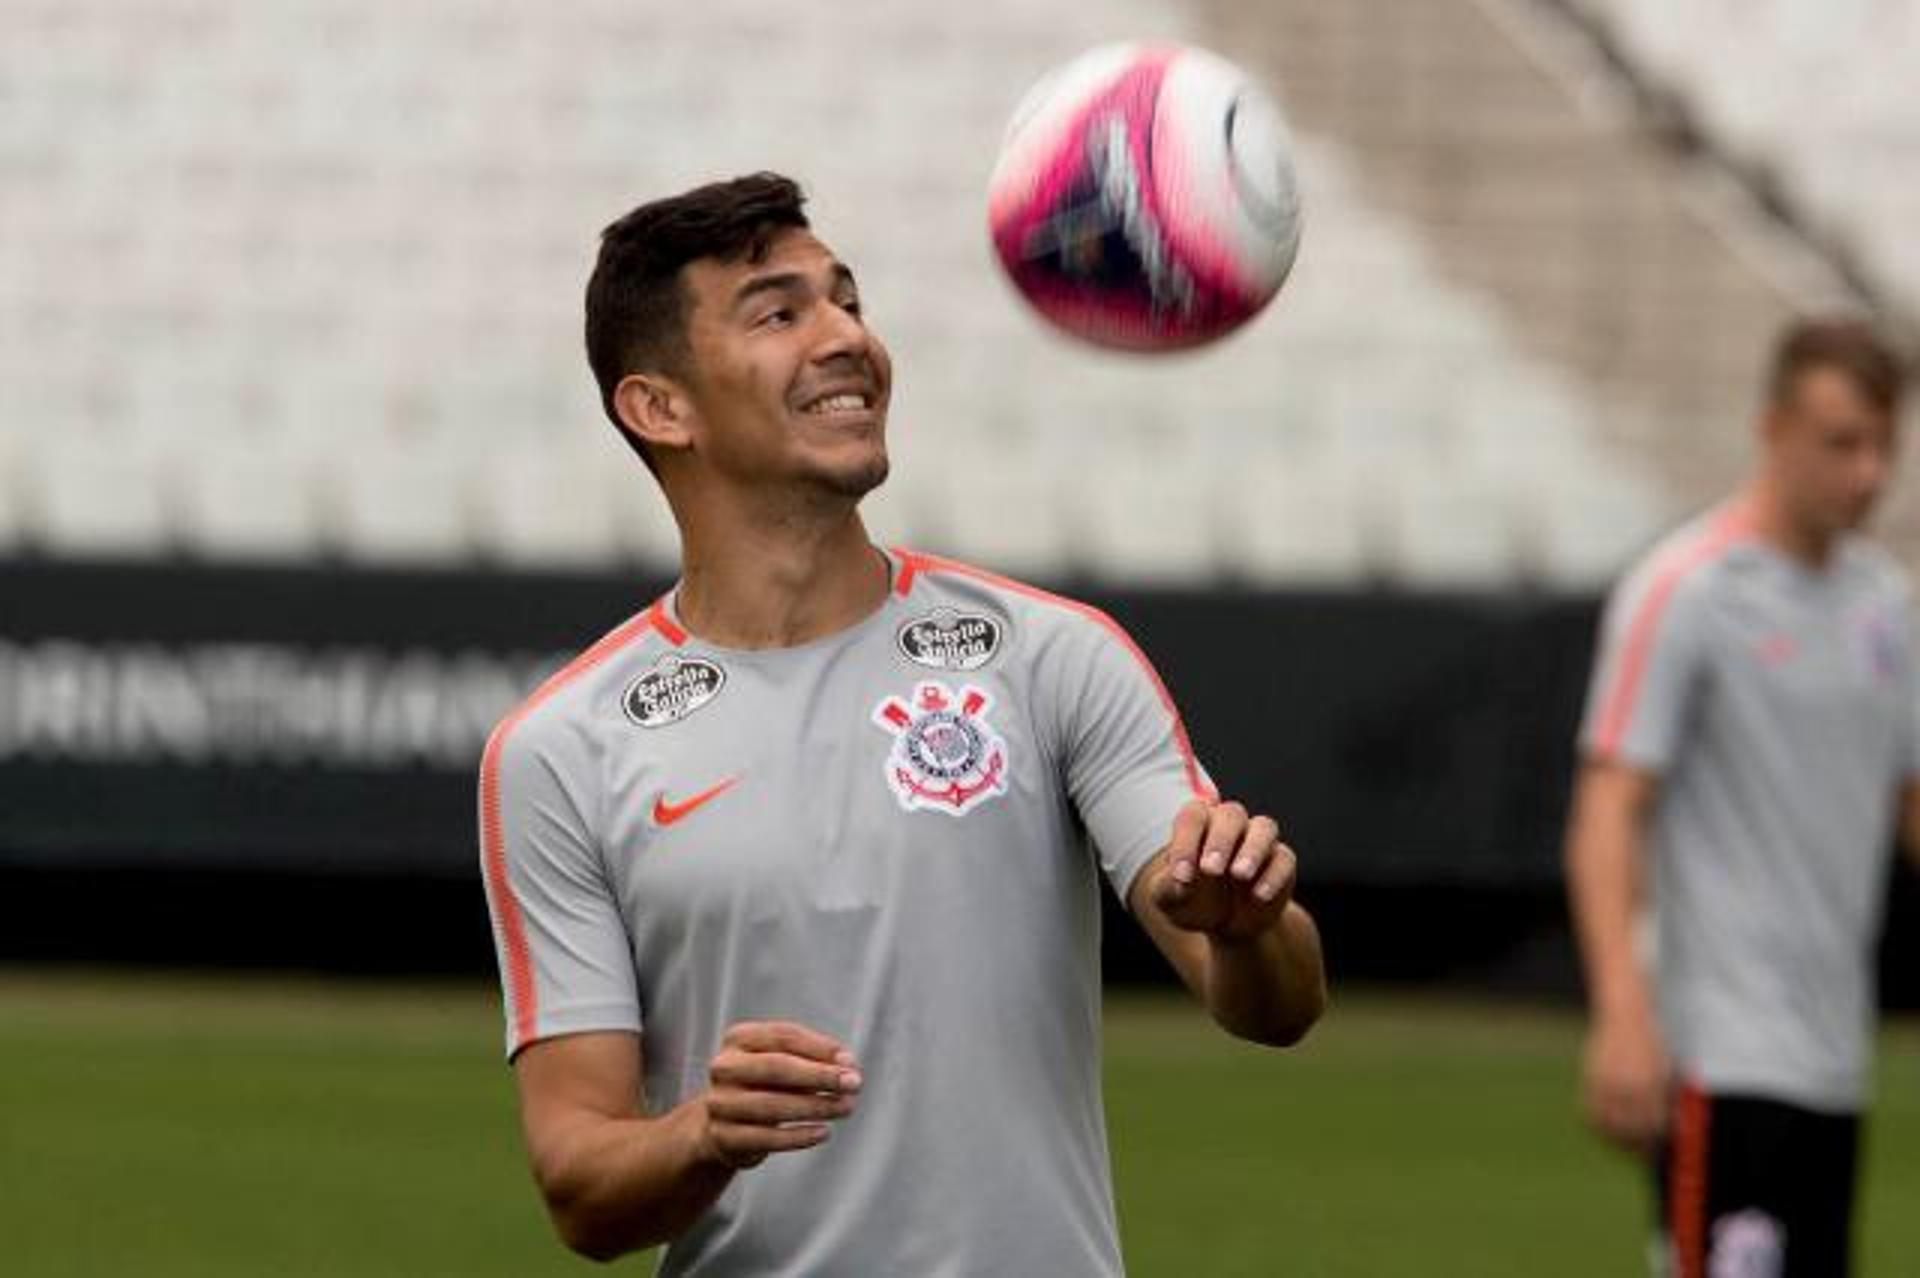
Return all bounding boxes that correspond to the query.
[479,172,1327,1274]
[1566,316,1915,1277]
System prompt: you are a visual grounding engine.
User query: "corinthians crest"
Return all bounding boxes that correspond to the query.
[871,680,1010,816]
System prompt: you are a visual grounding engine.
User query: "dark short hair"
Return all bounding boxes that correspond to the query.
[584,173,811,470]
[1767,315,1907,417]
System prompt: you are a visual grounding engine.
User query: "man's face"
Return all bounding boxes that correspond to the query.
[674,228,892,500]
[1765,365,1899,539]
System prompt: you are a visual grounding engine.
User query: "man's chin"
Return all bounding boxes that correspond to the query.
[816,455,889,502]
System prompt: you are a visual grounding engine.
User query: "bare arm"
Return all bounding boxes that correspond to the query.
[1128,799,1328,1046]
[1564,758,1666,1150]
[514,1022,861,1261]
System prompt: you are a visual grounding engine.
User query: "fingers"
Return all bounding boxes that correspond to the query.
[1588,1087,1657,1152]
[724,1020,855,1066]
[1248,831,1296,904]
[1197,802,1249,876]
[702,1112,829,1166]
[1582,1026,1670,1154]
[1225,814,1274,879]
[716,1021,861,1096]
[709,1087,857,1127]
[1191,806,1294,898]
[1152,800,1298,940]
[703,1020,862,1170]
[1159,801,1290,890]
[1165,799,1212,886]
[1165,799,1259,887]
[705,1119,833,1169]
[1593,1081,1667,1152]
[712,1048,862,1097]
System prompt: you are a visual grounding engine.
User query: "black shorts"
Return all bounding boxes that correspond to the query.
[1651,1081,1861,1278]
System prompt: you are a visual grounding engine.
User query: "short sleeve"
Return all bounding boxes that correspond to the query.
[1578,567,1711,772]
[1055,610,1216,903]
[479,715,640,1060]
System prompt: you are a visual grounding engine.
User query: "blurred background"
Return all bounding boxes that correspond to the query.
[4,0,1920,1274]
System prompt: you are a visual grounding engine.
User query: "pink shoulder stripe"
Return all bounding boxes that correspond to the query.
[479,606,659,1051]
[1592,507,1751,757]
[892,549,1217,802]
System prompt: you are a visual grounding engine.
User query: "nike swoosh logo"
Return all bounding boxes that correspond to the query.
[652,777,739,826]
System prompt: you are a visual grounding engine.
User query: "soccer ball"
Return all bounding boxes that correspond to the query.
[987,42,1303,352]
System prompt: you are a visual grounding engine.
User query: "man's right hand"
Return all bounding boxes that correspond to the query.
[1582,1006,1669,1153]
[697,1020,862,1170]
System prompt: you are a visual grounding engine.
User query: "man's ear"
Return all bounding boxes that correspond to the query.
[613,372,696,456]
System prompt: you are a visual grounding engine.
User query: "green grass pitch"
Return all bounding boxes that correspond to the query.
[3,970,1916,1275]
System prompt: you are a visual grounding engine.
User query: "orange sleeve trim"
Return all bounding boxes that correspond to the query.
[1593,508,1749,757]
[891,548,1217,802]
[479,605,660,1051]
[893,549,921,597]
[646,597,687,646]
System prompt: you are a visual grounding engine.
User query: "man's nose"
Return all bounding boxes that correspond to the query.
[812,302,870,363]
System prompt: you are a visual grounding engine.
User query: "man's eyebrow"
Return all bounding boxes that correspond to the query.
[730,264,858,311]
[731,271,803,310]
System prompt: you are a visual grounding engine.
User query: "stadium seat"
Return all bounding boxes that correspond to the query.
[924,433,1074,581]
[859,423,947,553]
[326,434,475,565]
[0,434,23,554]
[1582,0,1920,320]
[1074,445,1219,586]
[1379,467,1522,590]
[1526,469,1670,589]
[472,439,624,569]
[21,433,176,559]
[1,0,1735,587]
[1221,448,1376,587]
[175,439,327,562]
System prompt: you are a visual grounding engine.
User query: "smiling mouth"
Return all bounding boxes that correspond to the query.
[798,391,875,417]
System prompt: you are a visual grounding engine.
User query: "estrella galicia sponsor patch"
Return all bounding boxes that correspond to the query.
[895,608,1003,671]
[622,655,725,728]
[871,680,1009,816]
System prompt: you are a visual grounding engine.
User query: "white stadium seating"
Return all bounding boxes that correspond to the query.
[1221,449,1376,588]
[1574,0,1920,314]
[21,432,175,559]
[176,437,328,563]
[0,431,25,554]
[10,0,1902,587]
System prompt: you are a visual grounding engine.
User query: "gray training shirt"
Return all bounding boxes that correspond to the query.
[480,547,1214,1275]
[1581,503,1920,1112]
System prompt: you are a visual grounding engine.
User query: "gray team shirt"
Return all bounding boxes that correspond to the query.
[1580,503,1920,1111]
[480,547,1214,1275]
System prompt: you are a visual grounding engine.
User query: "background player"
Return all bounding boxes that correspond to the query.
[478,172,1327,1273]
[1565,317,1914,1276]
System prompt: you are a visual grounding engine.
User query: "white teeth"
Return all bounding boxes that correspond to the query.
[804,392,869,415]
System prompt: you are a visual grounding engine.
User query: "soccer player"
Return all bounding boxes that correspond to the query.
[477,172,1327,1274]
[1565,317,1913,1277]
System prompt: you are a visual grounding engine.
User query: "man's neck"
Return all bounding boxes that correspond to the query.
[673,492,889,650]
[1743,478,1837,569]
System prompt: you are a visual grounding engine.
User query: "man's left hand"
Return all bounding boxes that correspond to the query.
[1145,799,1295,942]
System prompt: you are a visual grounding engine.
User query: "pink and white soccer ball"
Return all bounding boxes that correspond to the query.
[987,42,1303,352]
